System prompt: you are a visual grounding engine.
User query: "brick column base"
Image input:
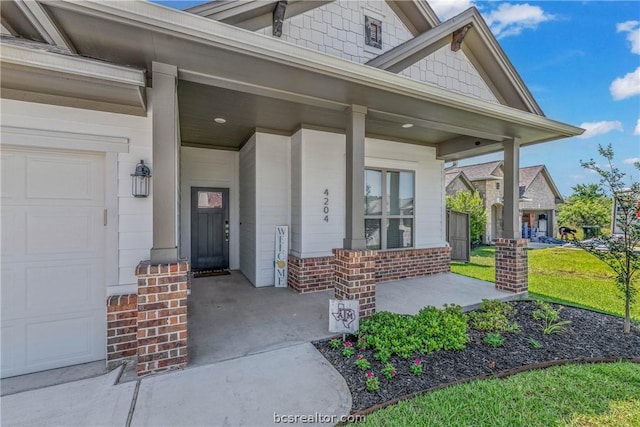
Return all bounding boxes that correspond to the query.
[106,294,138,369]
[135,260,190,376]
[494,238,528,292]
[333,249,377,318]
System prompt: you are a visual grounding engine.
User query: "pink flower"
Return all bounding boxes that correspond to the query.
[366,371,374,378]
[414,359,422,365]
[357,354,363,360]
[344,341,353,348]
[391,370,397,376]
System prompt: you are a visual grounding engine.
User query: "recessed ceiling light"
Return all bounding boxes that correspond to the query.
[214,117,226,124]
[402,123,414,128]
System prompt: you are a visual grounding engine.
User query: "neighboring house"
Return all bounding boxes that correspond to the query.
[446,161,564,242]
[445,170,475,195]
[0,0,583,378]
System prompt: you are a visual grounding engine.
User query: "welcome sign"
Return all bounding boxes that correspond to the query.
[274,225,288,287]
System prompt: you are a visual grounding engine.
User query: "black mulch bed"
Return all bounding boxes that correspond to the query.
[313,301,640,412]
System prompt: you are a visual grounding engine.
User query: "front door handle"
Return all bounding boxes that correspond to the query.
[225,221,230,242]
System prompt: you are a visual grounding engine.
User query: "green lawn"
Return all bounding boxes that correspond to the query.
[451,246,640,321]
[356,362,640,427]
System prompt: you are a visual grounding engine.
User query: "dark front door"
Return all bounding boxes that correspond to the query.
[191,187,229,270]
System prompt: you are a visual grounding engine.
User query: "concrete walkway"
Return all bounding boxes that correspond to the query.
[377,273,525,314]
[1,343,351,427]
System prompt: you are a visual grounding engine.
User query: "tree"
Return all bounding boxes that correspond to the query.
[446,191,487,245]
[572,144,639,333]
[558,184,612,229]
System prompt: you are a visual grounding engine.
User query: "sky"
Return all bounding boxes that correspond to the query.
[155,0,640,197]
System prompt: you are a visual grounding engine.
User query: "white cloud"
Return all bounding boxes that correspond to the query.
[429,0,475,21]
[610,67,640,100]
[623,157,640,164]
[617,20,640,54]
[634,118,640,136]
[577,121,624,139]
[485,3,555,38]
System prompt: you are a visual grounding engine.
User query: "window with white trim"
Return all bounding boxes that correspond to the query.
[364,169,414,250]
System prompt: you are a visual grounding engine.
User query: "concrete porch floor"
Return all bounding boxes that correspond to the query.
[188,271,525,366]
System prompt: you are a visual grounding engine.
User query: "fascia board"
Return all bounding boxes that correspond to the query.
[1,42,145,86]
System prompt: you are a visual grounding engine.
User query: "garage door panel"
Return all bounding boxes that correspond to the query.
[26,155,103,202]
[1,152,25,202]
[0,208,26,257]
[26,208,103,256]
[25,312,103,366]
[1,323,24,374]
[2,310,105,378]
[25,262,103,315]
[1,266,25,317]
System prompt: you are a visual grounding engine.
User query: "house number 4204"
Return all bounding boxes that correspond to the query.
[323,189,329,222]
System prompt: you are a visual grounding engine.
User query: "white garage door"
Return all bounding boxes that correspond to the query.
[1,148,106,378]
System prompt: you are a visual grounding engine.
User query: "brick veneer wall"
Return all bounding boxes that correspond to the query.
[106,294,138,369]
[288,255,335,293]
[494,238,528,292]
[288,247,452,293]
[333,249,377,318]
[376,247,452,283]
[135,260,190,376]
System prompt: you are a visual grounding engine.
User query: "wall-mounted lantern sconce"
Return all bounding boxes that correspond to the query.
[131,160,151,198]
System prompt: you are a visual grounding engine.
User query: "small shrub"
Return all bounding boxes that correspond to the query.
[529,338,543,349]
[342,341,355,358]
[382,363,397,379]
[329,338,341,350]
[410,359,423,376]
[532,301,572,335]
[365,371,380,392]
[358,305,469,361]
[469,299,520,333]
[354,354,371,371]
[484,332,505,348]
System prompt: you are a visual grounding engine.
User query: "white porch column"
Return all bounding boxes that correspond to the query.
[343,105,367,250]
[503,138,521,239]
[150,62,180,264]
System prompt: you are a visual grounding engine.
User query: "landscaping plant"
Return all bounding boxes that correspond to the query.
[382,363,397,379]
[365,371,380,392]
[354,354,371,371]
[410,359,423,376]
[532,301,571,335]
[468,299,520,333]
[342,341,355,358]
[358,305,468,362]
[528,338,543,349]
[573,144,640,333]
[483,332,505,348]
[329,338,341,350]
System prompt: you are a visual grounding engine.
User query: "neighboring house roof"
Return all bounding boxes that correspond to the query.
[446,160,502,181]
[445,170,474,192]
[519,165,564,203]
[446,161,564,203]
[187,0,441,35]
[366,7,543,115]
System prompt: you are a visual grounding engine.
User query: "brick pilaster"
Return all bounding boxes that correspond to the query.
[106,294,138,369]
[333,249,377,318]
[494,238,528,292]
[135,260,190,376]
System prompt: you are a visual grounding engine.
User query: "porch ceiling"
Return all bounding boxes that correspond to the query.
[22,1,582,159]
